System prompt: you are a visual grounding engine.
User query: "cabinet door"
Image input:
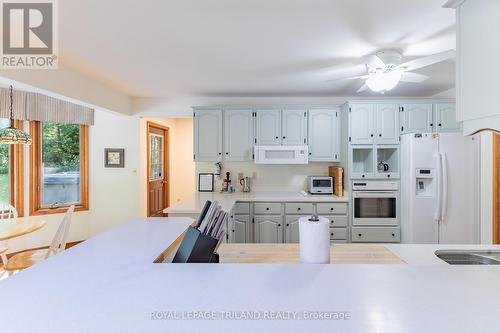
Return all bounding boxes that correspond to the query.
[349,104,374,144]
[224,109,254,161]
[194,109,222,161]
[285,215,301,243]
[375,104,400,144]
[254,216,283,243]
[401,104,433,134]
[282,109,307,145]
[435,103,461,132]
[256,109,281,145]
[308,108,339,161]
[229,215,250,243]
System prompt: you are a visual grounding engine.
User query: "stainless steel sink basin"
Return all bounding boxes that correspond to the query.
[435,250,500,265]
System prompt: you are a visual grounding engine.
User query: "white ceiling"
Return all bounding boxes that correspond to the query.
[60,0,456,98]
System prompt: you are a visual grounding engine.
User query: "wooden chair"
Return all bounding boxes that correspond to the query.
[0,202,18,220]
[4,205,75,272]
[0,202,17,266]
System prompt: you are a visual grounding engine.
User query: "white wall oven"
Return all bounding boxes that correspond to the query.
[352,181,399,226]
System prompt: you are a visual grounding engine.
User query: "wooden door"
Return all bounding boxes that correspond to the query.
[435,103,461,132]
[147,122,169,217]
[193,109,223,161]
[254,216,283,243]
[494,133,500,244]
[255,109,281,145]
[282,109,307,145]
[375,104,400,144]
[401,104,433,134]
[224,109,254,161]
[308,108,339,161]
[349,104,374,144]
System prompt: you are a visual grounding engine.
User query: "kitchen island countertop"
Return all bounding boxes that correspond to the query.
[1,217,500,333]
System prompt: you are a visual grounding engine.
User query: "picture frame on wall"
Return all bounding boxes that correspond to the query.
[104,148,125,168]
[198,173,214,192]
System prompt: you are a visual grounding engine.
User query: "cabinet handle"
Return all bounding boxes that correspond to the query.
[218,152,221,155]
[370,134,374,137]
[330,207,334,211]
[330,220,334,223]
[286,224,290,227]
[387,174,391,178]
[275,136,279,139]
[330,233,334,236]
[392,233,395,237]
[225,152,229,155]
[278,224,281,227]
[379,134,382,137]
[358,233,362,237]
[266,207,270,210]
[430,123,434,127]
[438,123,442,127]
[309,152,312,155]
[297,207,301,211]
[362,175,365,178]
[283,136,286,139]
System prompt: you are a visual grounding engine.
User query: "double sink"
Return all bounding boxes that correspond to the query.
[435,250,500,265]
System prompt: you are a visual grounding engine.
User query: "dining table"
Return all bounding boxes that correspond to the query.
[0,217,46,242]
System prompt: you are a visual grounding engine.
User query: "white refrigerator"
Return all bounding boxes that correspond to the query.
[400,133,481,244]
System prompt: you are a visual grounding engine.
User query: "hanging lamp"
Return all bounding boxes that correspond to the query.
[0,85,32,145]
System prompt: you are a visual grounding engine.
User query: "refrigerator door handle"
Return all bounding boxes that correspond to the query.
[440,153,448,222]
[434,152,443,222]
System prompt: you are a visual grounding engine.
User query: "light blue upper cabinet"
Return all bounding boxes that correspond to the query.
[375,104,400,144]
[308,108,340,162]
[282,109,307,145]
[400,104,433,134]
[256,109,281,145]
[349,104,375,144]
[435,103,461,132]
[224,109,254,161]
[194,109,223,161]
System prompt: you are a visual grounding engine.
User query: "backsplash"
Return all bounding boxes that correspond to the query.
[196,162,338,192]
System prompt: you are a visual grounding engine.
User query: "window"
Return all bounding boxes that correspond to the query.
[0,118,24,215]
[0,118,10,203]
[30,121,88,215]
[149,133,164,180]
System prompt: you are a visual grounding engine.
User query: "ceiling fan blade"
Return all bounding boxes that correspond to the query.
[325,75,368,82]
[397,50,455,72]
[364,54,386,69]
[356,83,368,93]
[400,72,430,83]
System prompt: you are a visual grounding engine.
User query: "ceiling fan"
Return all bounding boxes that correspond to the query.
[328,49,455,93]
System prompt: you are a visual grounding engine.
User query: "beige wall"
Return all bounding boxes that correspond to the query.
[139,117,195,216]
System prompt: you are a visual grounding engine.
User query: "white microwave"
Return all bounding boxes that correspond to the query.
[254,145,309,164]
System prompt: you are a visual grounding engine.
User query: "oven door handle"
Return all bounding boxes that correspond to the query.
[353,191,397,198]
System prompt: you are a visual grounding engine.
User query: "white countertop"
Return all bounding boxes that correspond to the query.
[165,191,349,214]
[1,217,500,333]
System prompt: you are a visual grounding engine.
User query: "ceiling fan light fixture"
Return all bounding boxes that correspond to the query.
[366,70,401,93]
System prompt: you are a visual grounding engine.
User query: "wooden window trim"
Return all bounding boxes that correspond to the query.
[7,120,24,217]
[29,121,89,216]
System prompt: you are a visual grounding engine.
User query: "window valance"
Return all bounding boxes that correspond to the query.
[0,87,94,126]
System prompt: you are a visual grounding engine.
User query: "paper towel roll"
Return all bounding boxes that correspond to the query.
[299,216,330,264]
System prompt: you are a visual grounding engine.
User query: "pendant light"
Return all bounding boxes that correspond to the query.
[0,85,32,145]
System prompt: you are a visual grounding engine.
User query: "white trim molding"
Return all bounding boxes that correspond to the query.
[443,0,466,9]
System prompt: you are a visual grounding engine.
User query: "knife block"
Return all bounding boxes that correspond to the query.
[172,226,220,263]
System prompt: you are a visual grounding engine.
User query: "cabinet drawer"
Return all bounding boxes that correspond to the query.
[324,215,348,227]
[351,227,400,243]
[253,203,282,215]
[234,202,250,215]
[285,203,313,214]
[329,228,347,240]
[316,203,347,215]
